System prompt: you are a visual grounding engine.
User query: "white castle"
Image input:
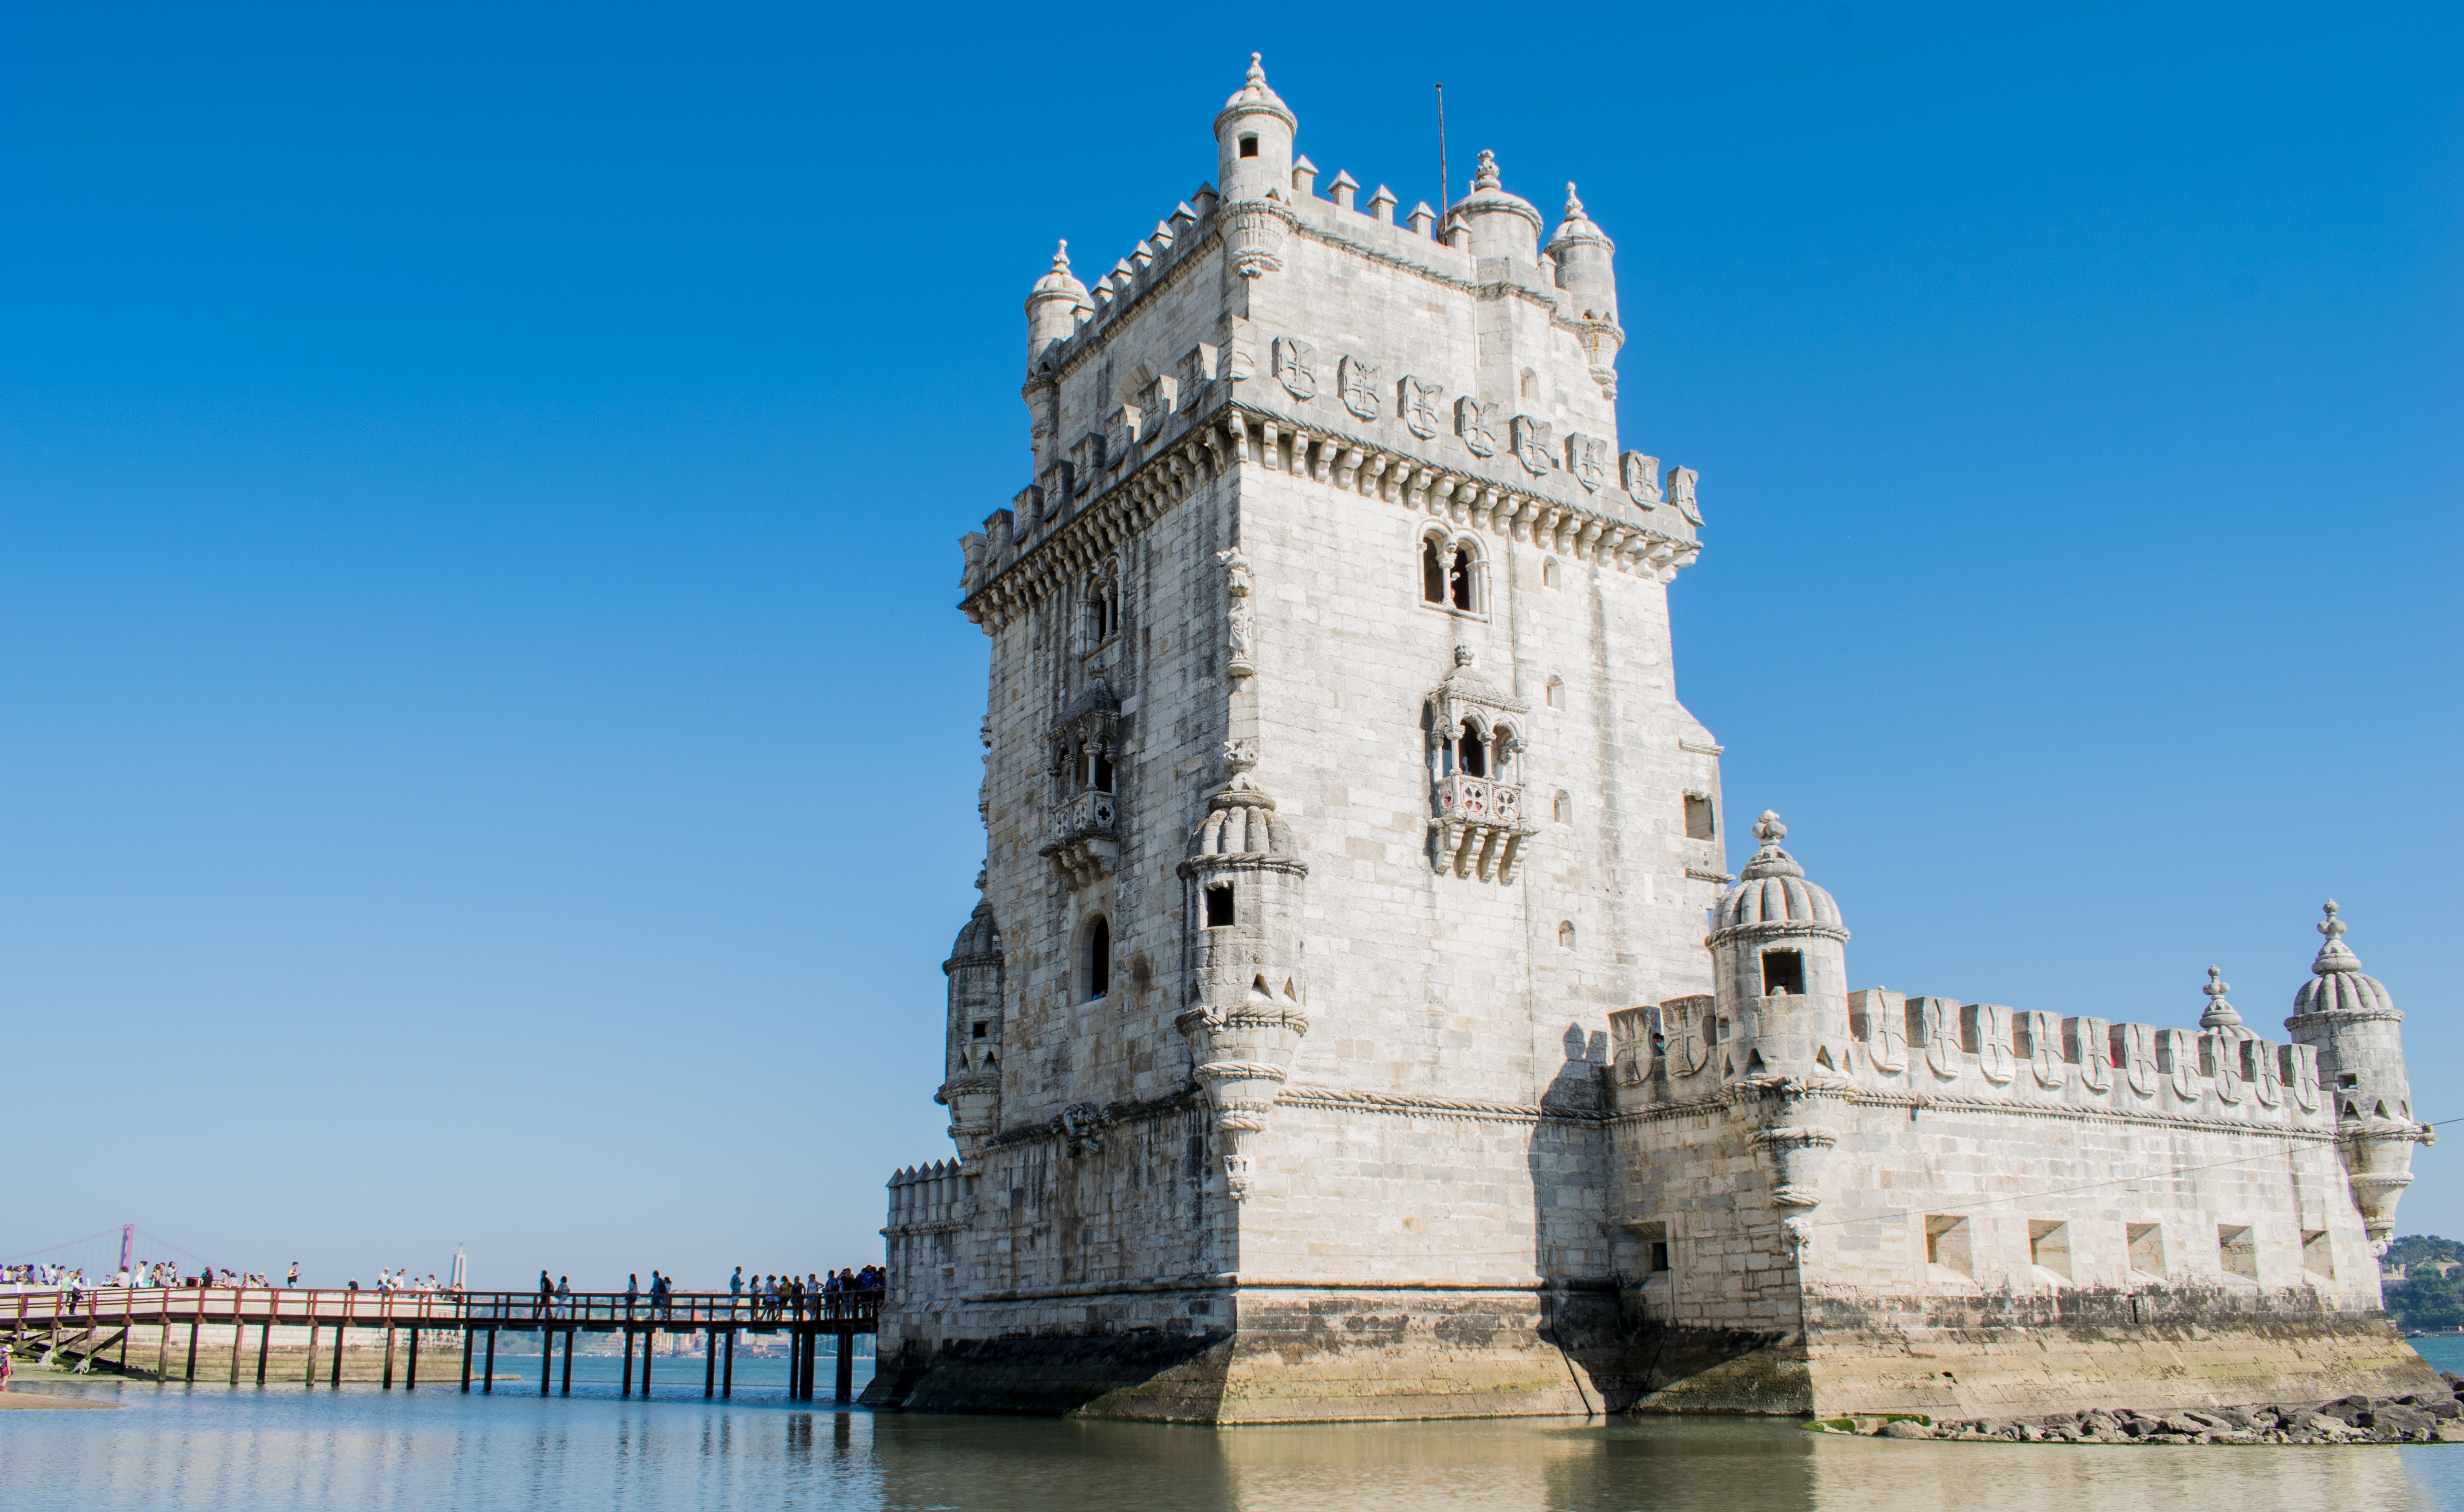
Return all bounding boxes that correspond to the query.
[869,56,2436,1422]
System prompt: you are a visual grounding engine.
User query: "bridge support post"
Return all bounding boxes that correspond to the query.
[804,1330,819,1400]
[721,1328,734,1398]
[788,1328,802,1400]
[460,1325,472,1392]
[540,1327,553,1396]
[641,1331,654,1397]
[257,1322,270,1386]
[155,1300,169,1381]
[184,1320,197,1384]
[620,1329,633,1396]
[229,1318,244,1386]
[332,1325,345,1388]
[407,1327,419,1390]
[483,1327,497,1393]
[561,1329,575,1395]
[704,1329,716,1398]
[383,1327,396,1390]
[305,1322,320,1386]
[835,1330,853,1403]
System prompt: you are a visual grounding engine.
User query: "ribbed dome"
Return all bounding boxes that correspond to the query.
[947,898,1000,967]
[1027,241,1089,305]
[1446,151,1543,237]
[1711,812,1845,934]
[1544,183,1612,254]
[1216,53,1295,129]
[2292,901,2396,1015]
[1191,797,1293,858]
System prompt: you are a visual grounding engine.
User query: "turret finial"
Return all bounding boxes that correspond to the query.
[1473,150,1500,190]
[2319,899,2345,941]
[2200,965,2243,1030]
[2310,899,2366,976]
[1752,810,1786,846]
[1247,51,1265,87]
[1565,182,1585,217]
[1052,240,1070,272]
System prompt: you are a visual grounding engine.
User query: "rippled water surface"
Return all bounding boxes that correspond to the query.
[8,1343,2464,1511]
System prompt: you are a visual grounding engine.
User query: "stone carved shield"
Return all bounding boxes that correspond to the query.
[2285,1043,2320,1112]
[1512,415,1554,476]
[1398,377,1443,440]
[2203,1031,2245,1104]
[1916,998,1961,1080]
[2068,1015,2112,1093]
[1620,450,1661,506]
[2024,1010,2064,1089]
[1566,434,1608,492]
[1667,464,1702,525]
[2160,1028,2200,1101]
[1661,995,1714,1078]
[1967,1003,2015,1084]
[1273,336,1318,400]
[1339,356,1381,420]
[1851,989,1907,1073]
[1456,397,1498,457]
[2116,1022,2158,1097]
[2245,1037,2283,1108]
[1608,1005,1655,1086]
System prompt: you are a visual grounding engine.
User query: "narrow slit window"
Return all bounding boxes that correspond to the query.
[1684,794,1715,841]
[1545,676,1566,709]
[1553,791,1572,824]
[1557,921,1576,950]
[1449,546,1475,610]
[1650,1242,1670,1273]
[1084,917,1111,1000]
[1421,537,1446,604]
[1542,558,1561,589]
[1204,884,1235,928]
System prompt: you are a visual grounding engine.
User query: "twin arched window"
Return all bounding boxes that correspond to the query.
[1421,534,1480,613]
[1438,718,1515,781]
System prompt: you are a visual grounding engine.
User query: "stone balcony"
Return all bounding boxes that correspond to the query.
[1430,775,1532,881]
[1041,788,1120,889]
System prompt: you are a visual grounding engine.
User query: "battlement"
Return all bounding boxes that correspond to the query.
[883,1160,966,1236]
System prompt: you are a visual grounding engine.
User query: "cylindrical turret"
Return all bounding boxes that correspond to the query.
[1545,183,1617,324]
[1214,53,1297,204]
[1705,812,1852,1080]
[937,878,1005,1168]
[1024,240,1090,374]
[2287,901,2427,1252]
[1446,151,1543,267]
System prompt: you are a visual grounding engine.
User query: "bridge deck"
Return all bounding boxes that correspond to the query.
[2,1287,880,1401]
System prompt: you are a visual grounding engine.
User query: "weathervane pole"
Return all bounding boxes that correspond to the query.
[1435,83,1449,225]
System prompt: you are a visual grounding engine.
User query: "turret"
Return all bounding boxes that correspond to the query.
[1704,812,1852,1080]
[936,875,1005,1169]
[1175,741,1309,1202]
[1447,151,1543,268]
[1214,53,1296,205]
[2287,901,2429,1252]
[1545,184,1624,397]
[1024,240,1090,374]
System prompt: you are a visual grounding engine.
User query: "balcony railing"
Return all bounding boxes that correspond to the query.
[1434,775,1521,825]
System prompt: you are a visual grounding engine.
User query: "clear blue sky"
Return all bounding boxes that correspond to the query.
[2,4,2457,1286]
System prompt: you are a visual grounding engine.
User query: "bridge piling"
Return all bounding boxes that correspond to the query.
[641,1332,654,1397]
[306,1321,321,1386]
[229,1318,244,1386]
[704,1330,716,1398]
[257,1321,270,1385]
[722,1327,735,1398]
[539,1328,553,1396]
[332,1323,345,1387]
[185,1320,198,1383]
[407,1326,420,1390]
[620,1328,633,1396]
[459,1325,471,1392]
[382,1327,396,1389]
[561,1329,575,1395]
[835,1332,853,1403]
[482,1327,496,1393]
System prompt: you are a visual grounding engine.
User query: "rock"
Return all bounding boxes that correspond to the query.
[2375,1404,2434,1435]
[2158,1415,2207,1436]
[2436,1423,2464,1444]
[1880,1420,1935,1440]
[2428,1398,2462,1421]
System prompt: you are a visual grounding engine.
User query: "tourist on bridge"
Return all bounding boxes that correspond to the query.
[534,1270,553,1320]
[729,1266,744,1312]
[556,1276,572,1318]
[1,1344,12,1392]
[286,1262,298,1288]
[625,1272,640,1318]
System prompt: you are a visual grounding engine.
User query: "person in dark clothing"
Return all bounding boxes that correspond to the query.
[535,1270,553,1320]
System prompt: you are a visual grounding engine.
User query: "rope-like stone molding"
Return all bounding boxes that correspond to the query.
[1277,1082,1603,1126]
[979,1087,1205,1150]
[960,1272,1618,1304]
[1612,1082,2343,1142]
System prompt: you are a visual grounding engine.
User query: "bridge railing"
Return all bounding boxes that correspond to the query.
[2,1286,883,1330]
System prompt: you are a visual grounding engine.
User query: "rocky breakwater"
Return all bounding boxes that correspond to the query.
[1821,1371,2464,1445]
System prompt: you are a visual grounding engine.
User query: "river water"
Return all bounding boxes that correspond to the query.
[8,1340,2464,1510]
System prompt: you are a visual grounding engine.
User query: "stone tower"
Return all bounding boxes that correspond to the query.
[874,54,1715,1421]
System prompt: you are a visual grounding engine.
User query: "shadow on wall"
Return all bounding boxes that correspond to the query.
[1530,1022,1638,1411]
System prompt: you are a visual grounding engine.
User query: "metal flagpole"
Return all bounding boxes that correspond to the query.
[1435,84,1449,223]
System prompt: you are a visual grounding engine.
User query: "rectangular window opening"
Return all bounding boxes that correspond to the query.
[1761,950,1805,997]
[1924,1215,1972,1278]
[972,1020,989,1040]
[1650,1242,1671,1274]
[2302,1229,2334,1280]
[2337,1072,2360,1090]
[1204,884,1235,928]
[1683,793,1716,841]
[2027,1220,2072,1282]
[2127,1222,2166,1280]
[2219,1224,2259,1280]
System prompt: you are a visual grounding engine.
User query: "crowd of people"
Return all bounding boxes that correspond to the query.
[5,1261,888,1309]
[1,1261,269,1292]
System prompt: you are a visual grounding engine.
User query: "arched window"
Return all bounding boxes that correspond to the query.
[1089,744,1113,793]
[1557,920,1576,950]
[1545,676,1566,709]
[1085,574,1119,646]
[1553,791,1571,824]
[1519,368,1537,399]
[1449,545,1475,611]
[1422,536,1447,604]
[1457,721,1488,778]
[1084,917,1111,1000]
[1542,558,1561,589]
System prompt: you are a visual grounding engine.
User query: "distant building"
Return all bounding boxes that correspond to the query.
[869,56,2435,1423]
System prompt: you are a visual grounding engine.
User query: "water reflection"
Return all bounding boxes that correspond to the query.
[5,1384,2461,1512]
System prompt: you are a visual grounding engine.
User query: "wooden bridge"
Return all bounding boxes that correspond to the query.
[2,1286,881,1402]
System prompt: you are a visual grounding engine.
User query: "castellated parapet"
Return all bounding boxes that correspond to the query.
[873,56,2435,1423]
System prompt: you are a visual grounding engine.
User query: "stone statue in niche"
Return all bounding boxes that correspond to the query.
[1339,356,1382,421]
[1218,548,1255,681]
[1512,415,1554,476]
[1620,451,1661,506]
[1273,336,1318,400]
[1455,397,1498,458]
[1667,464,1702,525]
[1398,377,1442,440]
[1566,434,1608,492]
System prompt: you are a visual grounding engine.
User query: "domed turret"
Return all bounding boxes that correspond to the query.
[1546,183,1617,323]
[937,874,1005,1168]
[1706,812,1852,1080]
[1446,151,1544,266]
[1024,240,1091,373]
[2286,901,2426,1253]
[1214,53,1296,204]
